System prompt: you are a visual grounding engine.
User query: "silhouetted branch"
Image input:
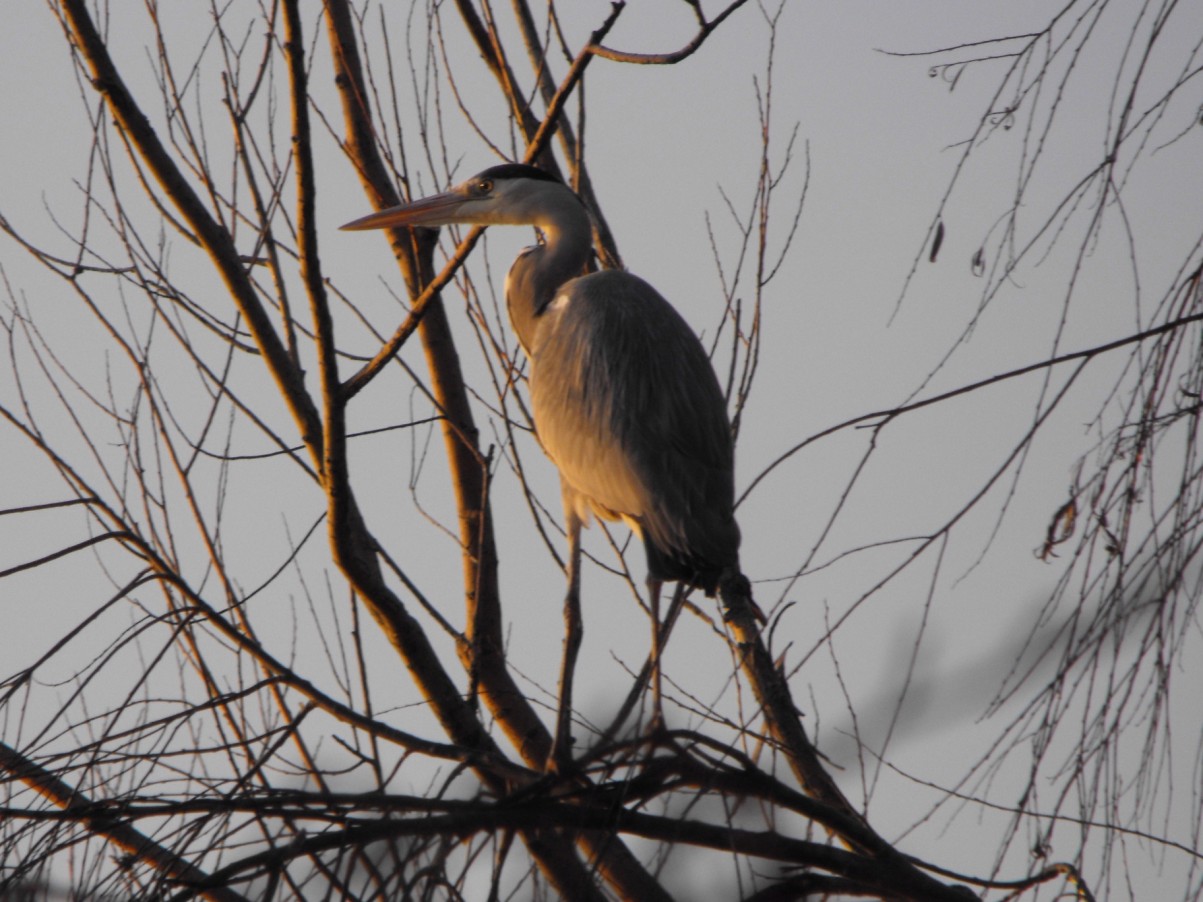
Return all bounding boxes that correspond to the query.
[592,0,753,64]
[0,742,248,902]
[57,0,323,454]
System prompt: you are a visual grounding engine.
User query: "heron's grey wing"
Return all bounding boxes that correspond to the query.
[529,271,740,572]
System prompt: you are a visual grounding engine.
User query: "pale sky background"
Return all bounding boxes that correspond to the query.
[1,1,1200,899]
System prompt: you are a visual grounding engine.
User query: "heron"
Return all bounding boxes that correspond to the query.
[342,164,752,768]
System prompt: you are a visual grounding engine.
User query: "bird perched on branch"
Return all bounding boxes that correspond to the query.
[343,163,757,768]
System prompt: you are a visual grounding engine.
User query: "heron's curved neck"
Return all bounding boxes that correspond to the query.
[506,201,592,355]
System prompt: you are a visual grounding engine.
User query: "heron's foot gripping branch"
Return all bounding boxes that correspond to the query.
[719,569,767,625]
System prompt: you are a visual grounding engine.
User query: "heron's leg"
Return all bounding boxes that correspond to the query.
[648,580,686,731]
[592,581,688,747]
[647,577,664,728]
[548,509,583,772]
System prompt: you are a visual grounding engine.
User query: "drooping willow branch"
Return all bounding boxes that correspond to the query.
[741,303,1203,506]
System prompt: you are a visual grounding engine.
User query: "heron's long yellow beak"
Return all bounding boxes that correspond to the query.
[339,191,466,231]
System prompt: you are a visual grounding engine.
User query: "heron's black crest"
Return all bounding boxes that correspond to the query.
[476,163,562,185]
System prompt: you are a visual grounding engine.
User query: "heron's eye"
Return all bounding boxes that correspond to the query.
[476,179,493,194]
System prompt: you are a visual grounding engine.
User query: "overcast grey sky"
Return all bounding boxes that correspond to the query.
[1,2,1200,898]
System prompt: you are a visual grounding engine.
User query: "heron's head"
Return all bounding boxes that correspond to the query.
[340,164,576,232]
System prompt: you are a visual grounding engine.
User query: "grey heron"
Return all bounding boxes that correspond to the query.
[343,164,751,768]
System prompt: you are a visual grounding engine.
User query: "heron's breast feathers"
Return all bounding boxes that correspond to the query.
[527,277,740,569]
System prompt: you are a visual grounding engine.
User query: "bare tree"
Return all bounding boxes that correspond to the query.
[0,1,1197,900]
